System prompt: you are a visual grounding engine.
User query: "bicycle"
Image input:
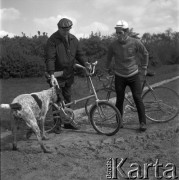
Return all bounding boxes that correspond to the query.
[85,71,179,123]
[44,61,122,136]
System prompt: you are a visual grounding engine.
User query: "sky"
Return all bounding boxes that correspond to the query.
[0,0,178,39]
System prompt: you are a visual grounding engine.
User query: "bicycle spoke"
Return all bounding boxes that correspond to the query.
[97,106,108,120]
[142,86,179,122]
[85,88,116,116]
[159,102,177,114]
[90,101,121,135]
[144,101,176,121]
[44,104,61,133]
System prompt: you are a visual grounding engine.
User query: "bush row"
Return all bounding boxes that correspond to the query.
[0,29,178,78]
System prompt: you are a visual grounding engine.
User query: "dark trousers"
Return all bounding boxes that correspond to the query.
[57,80,72,104]
[47,78,72,104]
[52,80,72,127]
[47,77,73,128]
[115,73,146,124]
[61,84,71,104]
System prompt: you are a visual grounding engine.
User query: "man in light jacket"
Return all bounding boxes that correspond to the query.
[105,20,149,131]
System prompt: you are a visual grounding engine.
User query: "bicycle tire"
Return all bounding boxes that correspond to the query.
[142,86,179,122]
[85,88,136,124]
[89,101,121,136]
[85,88,116,116]
[44,104,61,133]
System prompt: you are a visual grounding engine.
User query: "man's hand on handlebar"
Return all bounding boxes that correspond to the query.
[85,62,92,70]
[50,75,60,88]
[75,61,97,76]
[85,62,92,76]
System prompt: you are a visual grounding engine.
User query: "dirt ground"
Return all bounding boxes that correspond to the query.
[1,79,179,180]
[1,111,179,180]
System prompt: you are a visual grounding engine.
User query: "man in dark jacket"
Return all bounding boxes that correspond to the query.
[46,18,88,133]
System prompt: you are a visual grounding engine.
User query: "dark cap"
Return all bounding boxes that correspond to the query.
[57,18,73,28]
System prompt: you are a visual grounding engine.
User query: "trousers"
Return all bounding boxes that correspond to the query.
[57,80,72,104]
[115,73,146,124]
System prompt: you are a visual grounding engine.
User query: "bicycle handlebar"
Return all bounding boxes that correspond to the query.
[96,69,151,89]
[75,61,98,76]
[97,73,113,82]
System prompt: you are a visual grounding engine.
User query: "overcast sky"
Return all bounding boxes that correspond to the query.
[0,0,178,39]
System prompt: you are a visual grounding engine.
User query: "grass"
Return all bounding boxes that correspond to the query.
[0,64,178,132]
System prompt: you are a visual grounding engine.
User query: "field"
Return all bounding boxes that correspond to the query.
[0,64,179,180]
[0,64,178,131]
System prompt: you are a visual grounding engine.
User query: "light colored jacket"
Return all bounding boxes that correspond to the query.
[106,36,149,77]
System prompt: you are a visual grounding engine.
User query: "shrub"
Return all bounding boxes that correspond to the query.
[0,28,178,79]
[0,34,47,78]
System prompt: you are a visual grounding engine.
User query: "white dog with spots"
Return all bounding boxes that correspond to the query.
[0,86,61,153]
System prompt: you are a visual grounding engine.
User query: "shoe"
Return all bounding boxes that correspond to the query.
[139,123,147,131]
[53,118,62,134]
[53,127,62,134]
[63,121,80,130]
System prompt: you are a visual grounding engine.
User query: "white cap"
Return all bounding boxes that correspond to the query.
[115,20,129,29]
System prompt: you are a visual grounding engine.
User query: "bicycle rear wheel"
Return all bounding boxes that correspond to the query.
[89,101,121,136]
[44,104,61,133]
[142,86,179,122]
[85,88,116,116]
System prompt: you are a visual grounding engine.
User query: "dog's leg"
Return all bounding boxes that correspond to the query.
[40,117,49,140]
[22,109,52,153]
[31,122,52,153]
[12,116,18,150]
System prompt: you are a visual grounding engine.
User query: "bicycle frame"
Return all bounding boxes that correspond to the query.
[64,77,99,108]
[45,63,126,134]
[91,71,179,123]
[47,62,102,125]
[124,77,153,110]
[59,62,101,109]
[98,73,154,110]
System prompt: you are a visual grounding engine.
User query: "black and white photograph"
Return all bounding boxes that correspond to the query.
[0,0,178,179]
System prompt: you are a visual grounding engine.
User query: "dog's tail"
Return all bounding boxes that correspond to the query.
[0,103,22,110]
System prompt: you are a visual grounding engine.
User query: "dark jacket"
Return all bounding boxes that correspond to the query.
[45,31,86,84]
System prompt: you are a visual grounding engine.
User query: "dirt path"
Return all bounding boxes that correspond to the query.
[1,79,179,180]
[1,114,179,180]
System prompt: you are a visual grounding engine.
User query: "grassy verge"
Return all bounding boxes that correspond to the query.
[0,64,178,132]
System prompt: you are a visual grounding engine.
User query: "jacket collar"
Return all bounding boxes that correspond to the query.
[117,36,130,45]
[53,30,75,41]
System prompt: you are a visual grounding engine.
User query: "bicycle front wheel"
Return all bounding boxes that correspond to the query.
[44,104,61,133]
[142,86,179,122]
[89,101,121,136]
[85,88,116,116]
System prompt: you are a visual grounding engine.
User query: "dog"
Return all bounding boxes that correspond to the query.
[0,86,61,153]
